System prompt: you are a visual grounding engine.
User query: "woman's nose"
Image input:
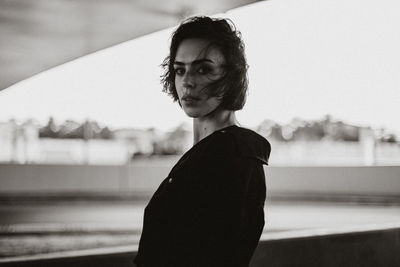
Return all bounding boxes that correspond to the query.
[182,72,195,89]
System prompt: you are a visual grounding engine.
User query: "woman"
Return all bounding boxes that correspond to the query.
[134,16,271,267]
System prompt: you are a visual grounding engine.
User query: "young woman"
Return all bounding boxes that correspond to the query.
[134,16,271,267]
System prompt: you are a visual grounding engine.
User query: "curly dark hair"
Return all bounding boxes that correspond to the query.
[161,16,249,111]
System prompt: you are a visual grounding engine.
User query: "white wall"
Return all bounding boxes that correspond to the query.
[0,164,399,198]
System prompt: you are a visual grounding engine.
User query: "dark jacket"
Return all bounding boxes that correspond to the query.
[134,125,271,267]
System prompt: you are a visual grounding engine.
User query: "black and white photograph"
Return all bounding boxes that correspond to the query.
[0,0,399,266]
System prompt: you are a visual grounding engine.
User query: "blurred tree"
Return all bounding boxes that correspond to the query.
[100,126,113,139]
[58,120,81,138]
[39,118,113,139]
[256,119,285,141]
[292,122,324,141]
[39,117,58,138]
[152,123,191,155]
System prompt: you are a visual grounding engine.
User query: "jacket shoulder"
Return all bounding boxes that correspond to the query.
[211,126,271,165]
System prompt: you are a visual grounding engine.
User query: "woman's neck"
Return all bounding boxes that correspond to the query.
[192,108,238,145]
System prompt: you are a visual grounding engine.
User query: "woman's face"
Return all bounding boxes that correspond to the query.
[174,38,226,118]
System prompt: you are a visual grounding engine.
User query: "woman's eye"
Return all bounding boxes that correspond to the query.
[174,68,185,75]
[198,67,211,74]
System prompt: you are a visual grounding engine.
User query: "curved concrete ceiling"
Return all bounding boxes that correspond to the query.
[0,0,262,90]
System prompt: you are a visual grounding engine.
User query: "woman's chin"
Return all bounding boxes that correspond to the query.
[182,105,221,119]
[183,110,201,118]
[180,105,197,117]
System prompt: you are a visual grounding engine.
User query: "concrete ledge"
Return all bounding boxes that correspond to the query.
[0,223,141,235]
[1,223,399,267]
[2,165,400,199]
[251,223,400,267]
[0,245,137,267]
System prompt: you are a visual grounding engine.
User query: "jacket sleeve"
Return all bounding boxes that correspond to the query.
[169,134,267,266]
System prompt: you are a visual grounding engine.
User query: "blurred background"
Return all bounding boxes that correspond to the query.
[0,0,399,261]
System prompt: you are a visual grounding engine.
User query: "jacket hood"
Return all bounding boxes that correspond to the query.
[223,126,271,165]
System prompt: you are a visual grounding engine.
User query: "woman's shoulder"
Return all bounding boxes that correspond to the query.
[209,125,271,165]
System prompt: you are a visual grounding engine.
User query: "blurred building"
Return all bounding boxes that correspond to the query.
[0,120,40,163]
[254,117,400,166]
[1,118,399,166]
[0,120,137,165]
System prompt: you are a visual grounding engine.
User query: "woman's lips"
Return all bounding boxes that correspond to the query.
[182,96,201,103]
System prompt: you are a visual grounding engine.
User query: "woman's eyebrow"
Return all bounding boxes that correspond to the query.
[173,59,215,65]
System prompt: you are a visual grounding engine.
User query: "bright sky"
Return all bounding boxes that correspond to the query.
[1,0,399,135]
